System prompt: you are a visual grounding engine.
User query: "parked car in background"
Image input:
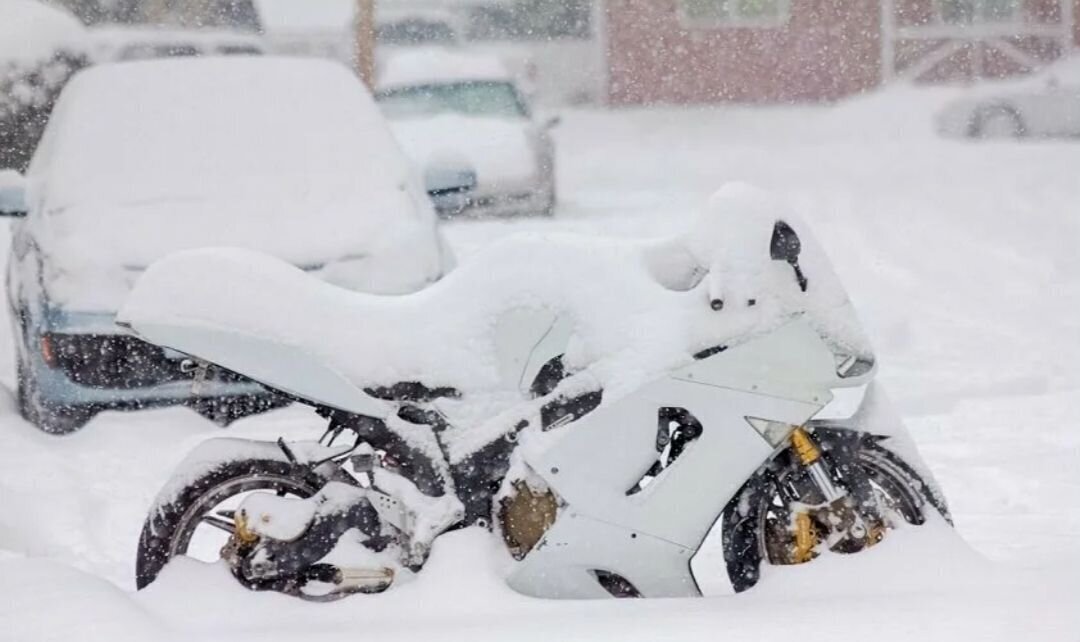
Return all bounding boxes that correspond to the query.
[88,26,265,62]
[0,57,453,434]
[376,48,559,218]
[376,7,462,47]
[936,55,1080,139]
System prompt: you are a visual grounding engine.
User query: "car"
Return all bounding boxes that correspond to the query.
[375,47,559,217]
[936,55,1080,139]
[0,56,454,434]
[376,8,462,47]
[88,26,266,62]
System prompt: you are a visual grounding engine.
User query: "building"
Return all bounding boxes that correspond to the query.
[603,0,1080,104]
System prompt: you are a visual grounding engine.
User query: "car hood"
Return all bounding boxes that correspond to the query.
[388,115,539,191]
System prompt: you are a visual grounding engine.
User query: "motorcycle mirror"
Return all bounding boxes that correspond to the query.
[770,220,809,292]
[770,220,801,263]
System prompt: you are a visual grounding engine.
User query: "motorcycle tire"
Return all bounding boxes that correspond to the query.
[136,458,340,589]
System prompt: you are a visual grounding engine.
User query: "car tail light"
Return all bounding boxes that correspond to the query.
[39,334,57,368]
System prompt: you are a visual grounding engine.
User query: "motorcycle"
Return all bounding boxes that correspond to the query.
[125,185,950,601]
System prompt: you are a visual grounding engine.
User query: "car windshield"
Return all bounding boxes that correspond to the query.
[376,81,527,119]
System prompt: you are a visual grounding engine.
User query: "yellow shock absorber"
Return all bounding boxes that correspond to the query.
[233,510,260,545]
[790,427,821,466]
[793,512,817,564]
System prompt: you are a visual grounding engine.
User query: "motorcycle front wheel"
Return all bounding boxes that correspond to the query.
[720,426,950,593]
[136,458,337,589]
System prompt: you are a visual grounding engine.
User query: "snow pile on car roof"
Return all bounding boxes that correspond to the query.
[378,47,513,90]
[30,57,431,269]
[0,0,87,63]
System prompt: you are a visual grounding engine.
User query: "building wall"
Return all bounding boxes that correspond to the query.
[888,0,1074,82]
[605,0,883,104]
[1075,0,1080,46]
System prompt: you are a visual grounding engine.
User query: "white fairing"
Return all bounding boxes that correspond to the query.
[508,320,845,599]
[121,320,391,419]
[494,308,573,394]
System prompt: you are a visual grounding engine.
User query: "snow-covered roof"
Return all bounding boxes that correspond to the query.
[378,47,512,90]
[29,57,426,270]
[0,0,87,64]
[254,0,356,33]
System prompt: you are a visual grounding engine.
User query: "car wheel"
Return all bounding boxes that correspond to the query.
[16,357,95,435]
[971,106,1026,139]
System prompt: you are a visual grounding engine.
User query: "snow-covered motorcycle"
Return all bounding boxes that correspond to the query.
[127,185,949,600]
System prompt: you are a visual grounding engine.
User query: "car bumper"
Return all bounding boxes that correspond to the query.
[29,310,270,409]
[439,185,553,218]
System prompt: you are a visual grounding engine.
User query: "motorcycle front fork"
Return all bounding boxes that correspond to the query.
[787,428,884,563]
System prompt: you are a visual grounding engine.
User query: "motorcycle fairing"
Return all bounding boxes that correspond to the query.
[117,318,393,419]
[508,319,846,599]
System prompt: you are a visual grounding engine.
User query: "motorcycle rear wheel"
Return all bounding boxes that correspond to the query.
[136,459,336,589]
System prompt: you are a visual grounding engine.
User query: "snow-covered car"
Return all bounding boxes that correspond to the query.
[0,57,452,434]
[88,26,265,62]
[936,55,1080,139]
[376,48,559,217]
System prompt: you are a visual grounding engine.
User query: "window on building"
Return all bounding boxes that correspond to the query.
[681,0,788,26]
[465,0,592,41]
[939,0,1021,24]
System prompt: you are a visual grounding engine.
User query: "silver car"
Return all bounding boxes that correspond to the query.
[0,57,452,433]
[376,47,559,217]
[937,55,1080,139]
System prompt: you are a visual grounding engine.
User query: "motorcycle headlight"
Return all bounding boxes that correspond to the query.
[745,417,800,448]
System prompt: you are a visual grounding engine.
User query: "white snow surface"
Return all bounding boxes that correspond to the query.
[1,83,1079,640]
[27,56,445,307]
[378,46,513,91]
[0,0,87,63]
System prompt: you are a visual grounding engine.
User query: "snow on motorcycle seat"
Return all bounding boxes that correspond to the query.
[116,185,872,417]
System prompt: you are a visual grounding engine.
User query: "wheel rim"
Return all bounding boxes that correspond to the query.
[170,474,319,563]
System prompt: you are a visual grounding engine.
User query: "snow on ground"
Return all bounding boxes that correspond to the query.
[1,83,1078,640]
